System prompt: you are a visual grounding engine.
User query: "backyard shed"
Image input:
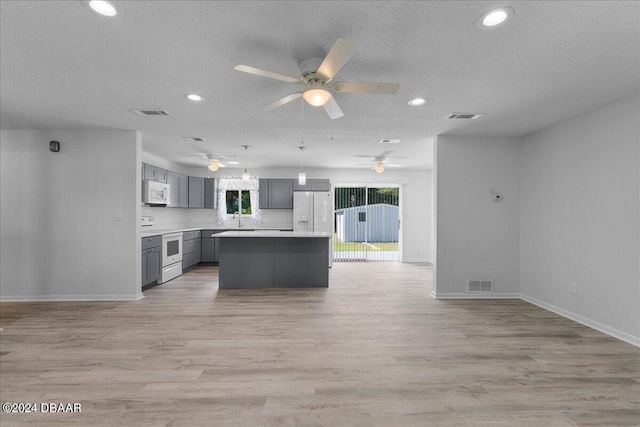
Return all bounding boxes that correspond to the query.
[335,203,399,242]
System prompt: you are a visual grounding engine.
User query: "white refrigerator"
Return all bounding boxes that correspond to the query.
[293,191,333,266]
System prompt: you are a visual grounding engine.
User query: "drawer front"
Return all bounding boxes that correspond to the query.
[183,251,195,268]
[182,231,195,241]
[183,238,195,254]
[142,235,162,250]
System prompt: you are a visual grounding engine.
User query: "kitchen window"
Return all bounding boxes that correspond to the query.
[226,190,252,215]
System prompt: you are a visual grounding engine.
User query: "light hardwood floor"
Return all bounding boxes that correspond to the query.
[1,263,638,426]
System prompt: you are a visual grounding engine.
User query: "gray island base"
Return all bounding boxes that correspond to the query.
[215,231,331,289]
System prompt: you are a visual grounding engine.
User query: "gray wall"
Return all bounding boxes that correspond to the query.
[0,129,141,300]
[434,135,522,297]
[520,94,639,343]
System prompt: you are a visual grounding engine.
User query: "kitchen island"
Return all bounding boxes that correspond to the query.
[215,231,331,289]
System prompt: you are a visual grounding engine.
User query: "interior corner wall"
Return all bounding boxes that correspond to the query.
[0,129,140,300]
[520,94,640,343]
[434,135,521,297]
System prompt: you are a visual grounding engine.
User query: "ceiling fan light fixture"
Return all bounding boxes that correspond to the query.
[477,7,514,29]
[303,88,332,107]
[374,162,385,174]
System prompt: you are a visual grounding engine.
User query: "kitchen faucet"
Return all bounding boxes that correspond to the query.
[233,211,243,228]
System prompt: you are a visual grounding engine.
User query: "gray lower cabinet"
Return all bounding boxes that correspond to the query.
[201,229,221,263]
[188,177,205,208]
[182,230,201,270]
[259,179,294,209]
[142,236,162,288]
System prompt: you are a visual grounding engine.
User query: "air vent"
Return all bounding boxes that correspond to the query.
[130,109,172,116]
[183,137,205,142]
[380,139,401,144]
[467,280,493,293]
[447,113,483,120]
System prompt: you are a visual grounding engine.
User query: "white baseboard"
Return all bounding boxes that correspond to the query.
[1,294,142,302]
[432,292,520,299]
[520,294,639,348]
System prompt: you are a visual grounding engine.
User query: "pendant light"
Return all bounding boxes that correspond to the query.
[241,145,250,181]
[298,146,306,185]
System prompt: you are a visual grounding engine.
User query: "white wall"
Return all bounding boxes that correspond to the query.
[0,129,141,300]
[520,94,640,343]
[434,136,521,297]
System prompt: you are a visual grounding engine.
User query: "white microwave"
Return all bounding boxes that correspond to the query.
[143,180,170,205]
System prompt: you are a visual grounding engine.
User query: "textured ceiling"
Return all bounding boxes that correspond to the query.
[1,1,638,170]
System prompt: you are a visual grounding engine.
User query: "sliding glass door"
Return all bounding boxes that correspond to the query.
[334,185,400,262]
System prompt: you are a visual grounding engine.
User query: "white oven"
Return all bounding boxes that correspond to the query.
[161,232,183,283]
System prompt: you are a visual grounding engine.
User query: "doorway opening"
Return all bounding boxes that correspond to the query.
[333,185,401,262]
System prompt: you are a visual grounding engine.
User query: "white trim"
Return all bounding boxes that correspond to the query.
[0,294,143,302]
[433,292,520,299]
[520,294,640,348]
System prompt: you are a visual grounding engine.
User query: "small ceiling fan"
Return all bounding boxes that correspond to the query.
[204,154,239,171]
[234,39,400,119]
[357,152,404,173]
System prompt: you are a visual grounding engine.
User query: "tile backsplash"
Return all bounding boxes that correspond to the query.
[141,205,293,229]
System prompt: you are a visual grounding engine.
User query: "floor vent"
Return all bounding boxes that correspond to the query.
[447,113,483,120]
[468,280,493,293]
[130,109,172,116]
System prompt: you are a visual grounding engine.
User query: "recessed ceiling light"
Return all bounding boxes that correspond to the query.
[185,93,204,102]
[408,97,427,106]
[477,7,514,29]
[85,0,118,17]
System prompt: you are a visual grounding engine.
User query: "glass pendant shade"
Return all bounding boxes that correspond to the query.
[298,172,306,185]
[302,88,331,107]
[242,169,250,181]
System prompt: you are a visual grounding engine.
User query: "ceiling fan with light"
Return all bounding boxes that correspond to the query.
[234,39,400,119]
[357,151,404,173]
[204,154,239,171]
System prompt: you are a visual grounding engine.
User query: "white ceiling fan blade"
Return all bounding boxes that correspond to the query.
[234,65,301,83]
[260,92,302,111]
[334,81,400,94]
[316,39,355,81]
[323,96,344,119]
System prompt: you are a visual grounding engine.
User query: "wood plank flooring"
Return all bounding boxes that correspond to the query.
[1,263,639,426]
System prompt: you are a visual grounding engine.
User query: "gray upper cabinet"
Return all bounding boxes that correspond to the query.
[188,177,205,208]
[204,178,217,209]
[143,163,167,183]
[166,171,180,208]
[260,179,293,209]
[178,175,188,207]
[293,179,330,192]
[310,179,331,191]
[167,171,191,208]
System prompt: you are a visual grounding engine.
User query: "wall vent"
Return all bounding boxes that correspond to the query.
[447,113,483,120]
[380,139,401,144]
[183,137,205,142]
[467,280,493,293]
[130,109,172,116]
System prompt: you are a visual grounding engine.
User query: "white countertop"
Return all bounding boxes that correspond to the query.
[141,227,294,236]
[215,231,331,238]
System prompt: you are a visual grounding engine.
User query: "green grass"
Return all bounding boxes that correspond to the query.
[333,235,398,252]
